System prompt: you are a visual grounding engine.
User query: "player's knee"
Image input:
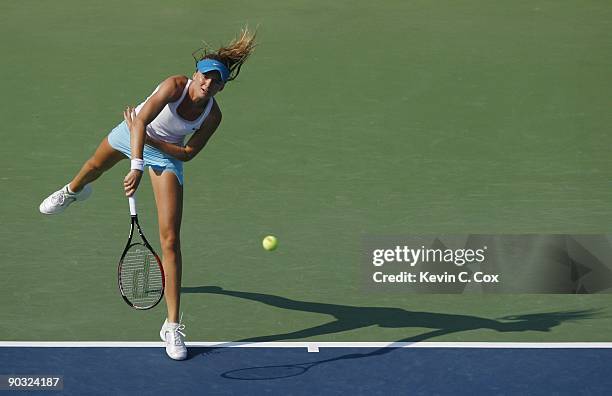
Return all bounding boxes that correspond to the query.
[85,158,105,175]
[160,233,181,253]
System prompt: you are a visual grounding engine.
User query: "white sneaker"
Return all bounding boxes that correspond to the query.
[39,184,92,215]
[160,318,187,360]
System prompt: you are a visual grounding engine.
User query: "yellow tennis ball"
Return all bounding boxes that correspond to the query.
[262,235,278,251]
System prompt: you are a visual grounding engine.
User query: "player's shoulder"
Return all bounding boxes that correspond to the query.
[158,75,189,101]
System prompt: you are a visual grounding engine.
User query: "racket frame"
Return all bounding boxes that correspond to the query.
[117,198,165,310]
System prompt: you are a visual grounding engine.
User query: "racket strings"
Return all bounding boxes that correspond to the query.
[120,243,163,307]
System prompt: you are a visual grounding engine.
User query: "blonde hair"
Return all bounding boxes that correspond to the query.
[193,27,257,82]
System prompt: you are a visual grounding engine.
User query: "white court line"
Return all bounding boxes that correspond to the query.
[1,341,612,349]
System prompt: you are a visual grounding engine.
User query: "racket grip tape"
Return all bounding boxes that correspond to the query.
[128,195,137,216]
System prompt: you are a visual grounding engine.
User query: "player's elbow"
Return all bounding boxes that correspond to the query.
[183,148,196,162]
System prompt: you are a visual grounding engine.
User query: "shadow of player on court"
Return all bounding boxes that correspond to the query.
[182,286,599,379]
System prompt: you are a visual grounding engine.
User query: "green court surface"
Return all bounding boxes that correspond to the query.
[1,1,612,343]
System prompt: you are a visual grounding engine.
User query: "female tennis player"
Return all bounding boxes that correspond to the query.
[39,28,256,360]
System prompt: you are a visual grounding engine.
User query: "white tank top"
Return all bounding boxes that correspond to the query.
[135,79,215,145]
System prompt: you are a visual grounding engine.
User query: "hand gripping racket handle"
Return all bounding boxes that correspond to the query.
[128,195,137,217]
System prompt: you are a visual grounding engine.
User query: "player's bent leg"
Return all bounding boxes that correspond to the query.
[39,137,126,215]
[69,137,126,192]
[149,167,186,360]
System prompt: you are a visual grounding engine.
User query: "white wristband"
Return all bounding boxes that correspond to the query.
[131,158,144,171]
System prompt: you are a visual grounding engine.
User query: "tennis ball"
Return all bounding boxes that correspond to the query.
[262,235,278,251]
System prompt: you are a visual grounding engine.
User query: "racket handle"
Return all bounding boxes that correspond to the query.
[128,195,137,216]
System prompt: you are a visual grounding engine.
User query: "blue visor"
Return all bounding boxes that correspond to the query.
[196,59,230,82]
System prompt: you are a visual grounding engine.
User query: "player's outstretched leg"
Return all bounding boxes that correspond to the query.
[39,137,125,215]
[150,167,186,360]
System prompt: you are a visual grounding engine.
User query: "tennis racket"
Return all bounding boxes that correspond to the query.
[117,195,165,310]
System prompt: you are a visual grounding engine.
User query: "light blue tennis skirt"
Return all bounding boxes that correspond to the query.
[107,121,184,185]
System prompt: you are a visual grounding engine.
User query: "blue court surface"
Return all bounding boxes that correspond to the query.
[1,344,612,395]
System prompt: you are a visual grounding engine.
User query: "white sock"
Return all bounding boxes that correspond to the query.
[65,184,76,195]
